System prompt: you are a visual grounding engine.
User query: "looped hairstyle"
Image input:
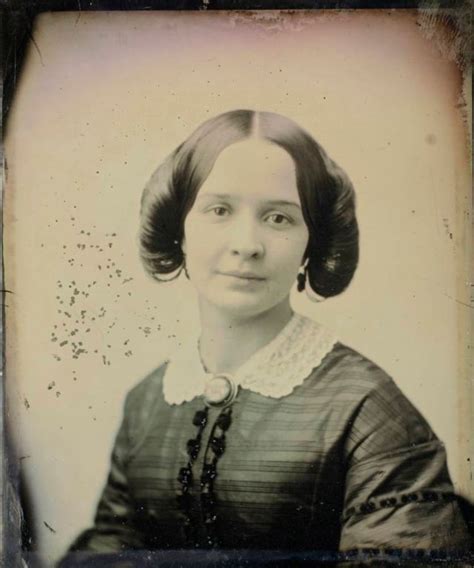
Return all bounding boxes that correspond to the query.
[139,109,359,298]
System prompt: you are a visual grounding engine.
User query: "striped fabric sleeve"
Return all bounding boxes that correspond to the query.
[340,374,470,550]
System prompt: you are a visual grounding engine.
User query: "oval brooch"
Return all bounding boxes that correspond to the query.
[203,374,238,408]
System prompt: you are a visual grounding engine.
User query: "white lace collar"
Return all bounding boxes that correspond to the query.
[163,312,338,405]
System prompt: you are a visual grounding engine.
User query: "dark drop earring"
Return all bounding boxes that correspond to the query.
[296,258,326,302]
[297,258,310,292]
[296,265,306,292]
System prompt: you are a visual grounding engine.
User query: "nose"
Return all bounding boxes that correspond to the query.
[228,215,264,259]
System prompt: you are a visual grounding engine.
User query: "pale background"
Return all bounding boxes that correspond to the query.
[4,10,472,566]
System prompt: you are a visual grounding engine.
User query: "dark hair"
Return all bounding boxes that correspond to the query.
[139,110,359,298]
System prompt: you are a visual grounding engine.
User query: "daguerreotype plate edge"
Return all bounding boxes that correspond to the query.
[1,2,472,567]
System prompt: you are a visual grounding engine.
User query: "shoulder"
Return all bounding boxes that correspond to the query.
[308,342,436,453]
[109,361,170,458]
[292,314,395,396]
[310,341,399,400]
[122,361,169,425]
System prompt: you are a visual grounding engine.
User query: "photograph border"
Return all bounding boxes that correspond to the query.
[1,1,472,565]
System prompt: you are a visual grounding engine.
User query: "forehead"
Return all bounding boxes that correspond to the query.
[198,139,299,202]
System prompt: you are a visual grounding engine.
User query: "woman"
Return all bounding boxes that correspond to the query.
[61,110,469,564]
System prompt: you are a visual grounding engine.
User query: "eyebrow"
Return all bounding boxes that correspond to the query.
[196,193,302,210]
[266,199,302,210]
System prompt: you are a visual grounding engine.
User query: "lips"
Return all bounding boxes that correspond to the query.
[218,271,266,281]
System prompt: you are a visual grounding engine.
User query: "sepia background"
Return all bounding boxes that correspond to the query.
[4,10,472,565]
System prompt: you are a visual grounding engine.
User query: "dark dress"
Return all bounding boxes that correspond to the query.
[60,334,470,565]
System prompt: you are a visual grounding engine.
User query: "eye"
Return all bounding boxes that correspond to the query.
[264,212,292,227]
[204,204,231,218]
[211,205,230,217]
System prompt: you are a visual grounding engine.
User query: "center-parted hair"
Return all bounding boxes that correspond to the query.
[139,110,359,298]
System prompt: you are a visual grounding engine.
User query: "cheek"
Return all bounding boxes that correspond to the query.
[183,221,219,275]
[184,239,207,269]
[272,233,308,275]
[279,255,304,283]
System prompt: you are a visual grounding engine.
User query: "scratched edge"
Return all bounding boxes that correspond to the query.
[2,7,12,568]
[418,0,474,530]
[1,6,7,568]
[1,5,3,566]
[0,1,473,567]
[1,8,9,568]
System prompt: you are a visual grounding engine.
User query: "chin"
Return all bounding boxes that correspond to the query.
[205,289,281,318]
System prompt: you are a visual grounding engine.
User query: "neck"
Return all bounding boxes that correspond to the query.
[198,298,294,375]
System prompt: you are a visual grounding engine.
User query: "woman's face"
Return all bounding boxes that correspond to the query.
[183,139,309,319]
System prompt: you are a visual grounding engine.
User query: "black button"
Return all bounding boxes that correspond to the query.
[204,513,217,524]
[422,491,438,501]
[178,466,193,485]
[187,439,200,460]
[202,463,217,483]
[193,410,208,427]
[210,436,226,456]
[216,412,232,431]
